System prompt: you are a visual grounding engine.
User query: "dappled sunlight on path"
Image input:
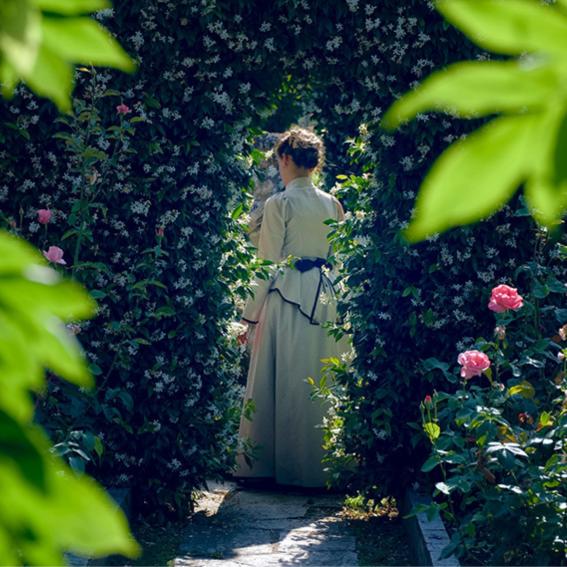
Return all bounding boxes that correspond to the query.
[174,482,358,566]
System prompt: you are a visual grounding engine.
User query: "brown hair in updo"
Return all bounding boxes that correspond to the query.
[275,126,325,171]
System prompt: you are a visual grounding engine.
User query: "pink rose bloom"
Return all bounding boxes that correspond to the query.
[488,284,523,313]
[43,246,66,265]
[457,350,491,380]
[116,103,131,115]
[37,208,52,224]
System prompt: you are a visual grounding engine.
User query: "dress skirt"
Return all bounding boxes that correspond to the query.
[235,290,341,487]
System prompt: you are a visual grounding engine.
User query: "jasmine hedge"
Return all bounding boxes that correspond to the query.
[1,0,564,517]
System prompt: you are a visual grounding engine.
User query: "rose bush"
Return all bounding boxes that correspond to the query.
[418,241,566,565]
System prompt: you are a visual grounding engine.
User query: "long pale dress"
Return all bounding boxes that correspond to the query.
[236,175,344,487]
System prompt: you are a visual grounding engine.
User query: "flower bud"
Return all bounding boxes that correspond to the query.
[494,325,506,340]
[37,209,52,225]
[116,103,131,115]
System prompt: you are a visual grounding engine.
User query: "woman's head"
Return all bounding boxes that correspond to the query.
[274,127,325,184]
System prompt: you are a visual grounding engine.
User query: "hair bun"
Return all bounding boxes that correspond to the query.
[275,126,325,171]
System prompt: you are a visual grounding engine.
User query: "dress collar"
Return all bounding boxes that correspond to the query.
[286,176,314,191]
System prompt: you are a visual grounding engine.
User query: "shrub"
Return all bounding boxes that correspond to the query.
[418,235,566,565]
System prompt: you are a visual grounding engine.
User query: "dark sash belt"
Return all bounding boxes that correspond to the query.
[293,257,332,272]
[291,256,334,324]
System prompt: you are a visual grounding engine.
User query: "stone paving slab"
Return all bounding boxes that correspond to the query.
[175,550,359,566]
[174,485,358,566]
[243,517,343,532]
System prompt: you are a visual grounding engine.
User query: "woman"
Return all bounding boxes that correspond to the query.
[235,126,345,488]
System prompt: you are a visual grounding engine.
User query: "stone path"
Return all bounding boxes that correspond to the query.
[174,481,358,566]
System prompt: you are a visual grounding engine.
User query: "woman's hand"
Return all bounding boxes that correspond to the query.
[237,319,249,346]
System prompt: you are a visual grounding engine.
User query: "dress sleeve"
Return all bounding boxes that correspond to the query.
[241,195,286,323]
[332,195,345,221]
[257,195,286,262]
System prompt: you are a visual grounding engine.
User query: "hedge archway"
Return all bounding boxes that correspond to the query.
[1,0,559,517]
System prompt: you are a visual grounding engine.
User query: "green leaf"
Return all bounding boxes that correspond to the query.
[154,305,175,318]
[231,203,244,220]
[421,454,441,472]
[0,408,47,492]
[0,236,96,391]
[102,88,122,97]
[0,0,41,76]
[383,61,558,128]
[91,289,107,300]
[508,380,535,398]
[422,357,450,374]
[525,177,567,226]
[25,43,73,111]
[537,411,554,428]
[0,311,42,419]
[2,458,141,560]
[132,279,167,291]
[423,422,441,442]
[0,59,19,98]
[404,114,536,242]
[402,286,417,297]
[525,104,567,225]
[437,0,567,57]
[33,0,110,14]
[0,231,44,272]
[41,17,135,72]
[532,279,550,299]
[0,464,64,565]
[553,110,567,186]
[89,362,102,376]
[0,530,18,565]
[81,146,108,161]
[94,436,104,458]
[0,277,96,321]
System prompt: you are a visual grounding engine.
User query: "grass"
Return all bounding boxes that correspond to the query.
[342,493,414,566]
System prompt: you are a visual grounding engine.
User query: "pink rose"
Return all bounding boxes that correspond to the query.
[116,103,131,115]
[37,209,52,225]
[488,284,523,313]
[43,246,67,265]
[457,350,491,380]
[424,394,433,405]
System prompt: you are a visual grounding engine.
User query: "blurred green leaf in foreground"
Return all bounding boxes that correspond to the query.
[0,233,140,564]
[0,0,139,563]
[0,0,135,111]
[383,0,567,242]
